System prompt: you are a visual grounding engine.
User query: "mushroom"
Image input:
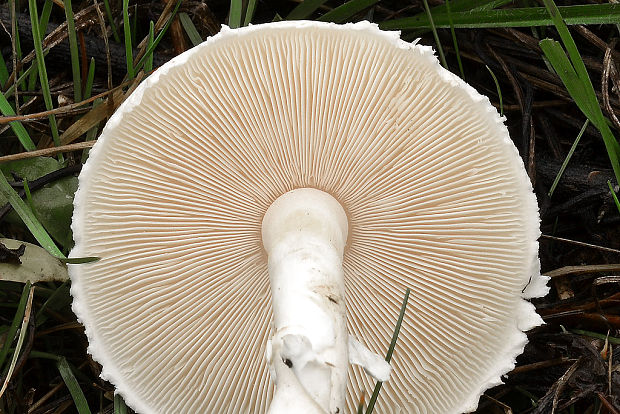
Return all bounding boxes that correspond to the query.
[70,21,548,414]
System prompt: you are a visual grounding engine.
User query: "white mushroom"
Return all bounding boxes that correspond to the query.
[70,21,548,414]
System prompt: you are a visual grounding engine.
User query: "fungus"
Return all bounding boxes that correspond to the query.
[70,21,548,414]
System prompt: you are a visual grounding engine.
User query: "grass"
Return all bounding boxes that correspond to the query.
[1,1,619,413]
[364,289,410,414]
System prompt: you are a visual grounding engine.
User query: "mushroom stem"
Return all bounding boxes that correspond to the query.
[262,188,349,414]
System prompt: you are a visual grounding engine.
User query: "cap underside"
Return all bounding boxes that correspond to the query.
[70,21,546,414]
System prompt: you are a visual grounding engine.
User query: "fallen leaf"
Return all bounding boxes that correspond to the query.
[0,238,68,283]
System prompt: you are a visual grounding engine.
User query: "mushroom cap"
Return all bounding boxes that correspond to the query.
[70,21,548,414]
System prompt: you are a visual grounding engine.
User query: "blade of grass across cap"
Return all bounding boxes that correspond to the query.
[114,394,128,414]
[607,180,620,214]
[0,282,31,370]
[27,0,61,158]
[123,0,134,79]
[102,0,121,42]
[0,172,64,258]
[229,0,243,28]
[548,119,589,197]
[243,0,258,25]
[0,283,33,399]
[0,93,36,151]
[144,22,155,73]
[63,0,82,102]
[365,288,411,414]
[57,357,92,414]
[179,13,202,46]
[485,65,503,116]
[135,0,182,73]
[318,0,379,23]
[380,4,620,30]
[287,0,329,20]
[422,0,447,69]
[540,0,620,185]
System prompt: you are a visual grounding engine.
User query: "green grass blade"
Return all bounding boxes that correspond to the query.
[446,0,465,79]
[63,0,82,102]
[0,93,36,151]
[114,394,128,414]
[82,97,102,163]
[60,256,100,264]
[365,288,410,414]
[244,0,258,26]
[145,22,155,73]
[543,1,601,123]
[422,0,447,69]
[4,62,38,100]
[27,0,53,92]
[27,0,61,156]
[318,0,379,23]
[83,58,96,99]
[38,0,53,35]
[103,0,121,43]
[357,398,365,414]
[608,180,620,214]
[542,0,591,87]
[548,119,589,197]
[0,282,31,369]
[0,283,33,398]
[380,4,620,30]
[0,51,9,86]
[571,329,620,345]
[229,0,243,28]
[22,178,34,212]
[123,0,134,79]
[0,172,64,258]
[485,65,503,116]
[539,2,620,185]
[57,357,92,414]
[131,5,138,44]
[35,281,69,325]
[287,0,328,20]
[426,0,511,14]
[135,0,182,73]
[179,13,202,46]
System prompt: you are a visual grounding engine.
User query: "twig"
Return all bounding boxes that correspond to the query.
[544,264,620,278]
[0,141,95,163]
[92,0,113,109]
[0,77,139,124]
[602,39,620,131]
[510,357,573,375]
[541,234,620,254]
